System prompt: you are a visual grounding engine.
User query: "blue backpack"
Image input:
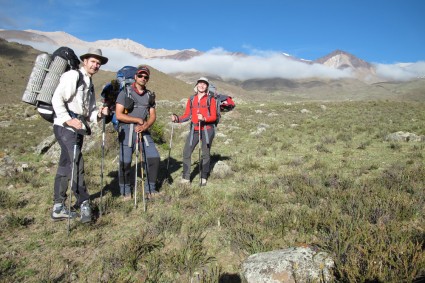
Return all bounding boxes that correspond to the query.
[101,66,155,130]
[101,66,137,129]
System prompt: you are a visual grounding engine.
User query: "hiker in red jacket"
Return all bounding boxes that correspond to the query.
[171,77,217,186]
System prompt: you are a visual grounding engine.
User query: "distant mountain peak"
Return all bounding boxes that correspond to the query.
[315,49,372,70]
[313,49,379,81]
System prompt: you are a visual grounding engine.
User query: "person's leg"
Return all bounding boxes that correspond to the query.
[72,134,90,207]
[118,126,133,197]
[141,134,160,193]
[51,126,78,220]
[182,131,198,180]
[53,125,72,204]
[58,130,92,223]
[201,128,215,179]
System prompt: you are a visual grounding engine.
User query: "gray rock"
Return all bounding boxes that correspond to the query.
[385,131,424,142]
[241,247,334,283]
[35,134,56,155]
[212,161,232,178]
[0,120,12,128]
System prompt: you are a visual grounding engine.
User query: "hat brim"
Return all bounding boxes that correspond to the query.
[197,80,209,86]
[80,54,108,65]
[136,70,150,75]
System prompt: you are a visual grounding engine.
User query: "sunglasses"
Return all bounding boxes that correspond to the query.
[137,74,149,79]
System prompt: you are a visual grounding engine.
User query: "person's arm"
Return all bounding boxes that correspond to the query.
[178,98,192,123]
[136,107,156,133]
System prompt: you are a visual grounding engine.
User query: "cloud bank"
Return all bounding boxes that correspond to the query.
[144,48,353,81]
[374,62,425,81]
[11,40,425,82]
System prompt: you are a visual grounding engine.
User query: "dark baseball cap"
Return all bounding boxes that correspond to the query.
[136,66,150,76]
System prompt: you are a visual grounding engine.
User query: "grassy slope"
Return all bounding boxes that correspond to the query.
[0,39,424,282]
[1,100,424,282]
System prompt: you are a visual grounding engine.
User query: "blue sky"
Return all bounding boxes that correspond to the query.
[1,0,424,63]
[1,0,424,81]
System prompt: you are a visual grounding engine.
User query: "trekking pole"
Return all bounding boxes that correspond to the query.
[99,108,106,217]
[166,123,174,180]
[198,120,202,187]
[134,131,139,209]
[140,133,146,212]
[67,132,78,236]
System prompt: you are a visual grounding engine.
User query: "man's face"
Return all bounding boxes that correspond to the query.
[136,72,149,87]
[84,57,102,75]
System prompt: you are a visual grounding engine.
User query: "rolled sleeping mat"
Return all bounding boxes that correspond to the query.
[22,53,52,105]
[37,56,68,104]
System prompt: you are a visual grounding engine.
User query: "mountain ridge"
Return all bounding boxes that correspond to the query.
[1,29,381,82]
[1,32,424,104]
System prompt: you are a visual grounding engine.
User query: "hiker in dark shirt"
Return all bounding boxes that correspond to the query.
[171,77,217,186]
[115,66,161,201]
[51,48,109,223]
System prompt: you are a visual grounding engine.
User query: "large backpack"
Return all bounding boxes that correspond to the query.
[189,83,235,126]
[22,46,83,123]
[101,66,155,130]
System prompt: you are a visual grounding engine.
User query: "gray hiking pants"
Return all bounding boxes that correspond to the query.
[53,125,90,206]
[118,124,160,195]
[183,127,215,180]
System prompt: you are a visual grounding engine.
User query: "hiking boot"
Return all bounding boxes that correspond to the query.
[51,203,78,221]
[201,178,207,186]
[80,200,92,223]
[180,177,190,185]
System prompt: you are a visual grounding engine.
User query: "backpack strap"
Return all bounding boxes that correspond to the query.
[66,70,92,135]
[76,70,84,88]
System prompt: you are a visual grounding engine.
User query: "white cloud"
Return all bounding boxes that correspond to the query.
[374,62,425,81]
[9,39,425,82]
[142,49,353,81]
[23,43,353,81]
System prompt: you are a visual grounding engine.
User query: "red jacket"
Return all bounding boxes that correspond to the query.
[178,94,217,130]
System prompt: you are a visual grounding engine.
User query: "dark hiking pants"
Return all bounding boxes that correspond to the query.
[53,125,90,207]
[183,127,215,180]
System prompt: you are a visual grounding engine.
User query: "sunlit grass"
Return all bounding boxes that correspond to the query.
[0,101,424,282]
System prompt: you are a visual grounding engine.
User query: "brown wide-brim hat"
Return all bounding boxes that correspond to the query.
[80,48,108,65]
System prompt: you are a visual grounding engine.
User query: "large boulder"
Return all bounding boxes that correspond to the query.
[385,131,424,142]
[241,246,334,283]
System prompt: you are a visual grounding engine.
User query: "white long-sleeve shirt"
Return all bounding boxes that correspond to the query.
[52,67,98,127]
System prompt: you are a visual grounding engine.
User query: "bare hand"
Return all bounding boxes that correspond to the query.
[66,118,82,129]
[135,123,148,133]
[197,113,205,121]
[101,106,109,116]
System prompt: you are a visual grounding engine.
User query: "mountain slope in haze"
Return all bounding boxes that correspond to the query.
[0,38,194,105]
